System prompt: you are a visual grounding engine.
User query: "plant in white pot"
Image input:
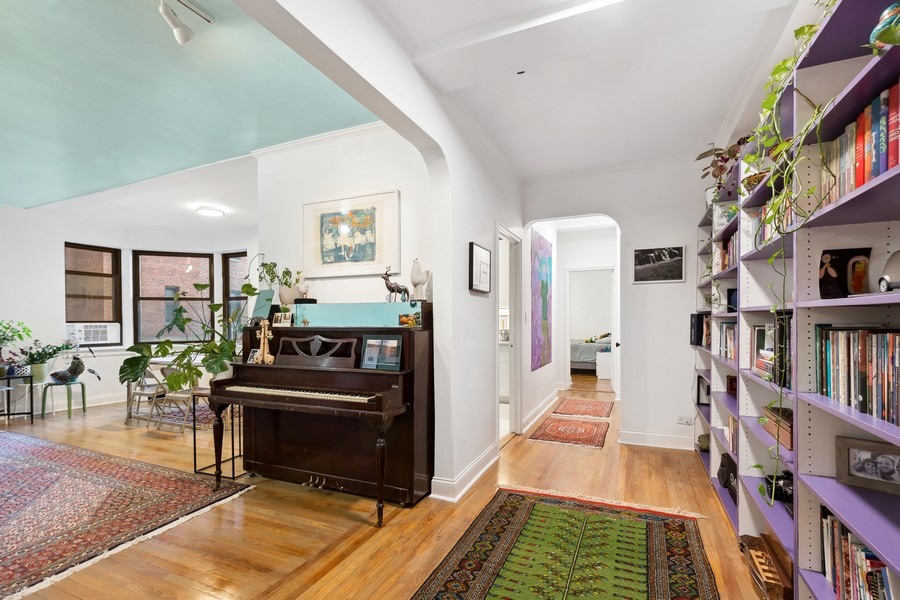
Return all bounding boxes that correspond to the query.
[250,254,303,307]
[15,340,75,382]
[0,320,32,377]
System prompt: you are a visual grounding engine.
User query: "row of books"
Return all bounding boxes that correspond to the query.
[719,322,736,361]
[752,318,792,390]
[722,414,739,456]
[719,236,735,272]
[689,313,711,348]
[745,198,793,251]
[815,326,900,426]
[821,81,899,207]
[822,508,892,600]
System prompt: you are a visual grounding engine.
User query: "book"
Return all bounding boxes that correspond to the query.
[864,104,874,185]
[872,96,882,180]
[856,112,866,187]
[880,88,890,176]
[845,121,857,192]
[890,82,899,170]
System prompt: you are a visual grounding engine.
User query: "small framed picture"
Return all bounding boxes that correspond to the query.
[836,436,900,495]
[271,311,293,327]
[633,246,685,284]
[247,349,259,363]
[469,242,491,293]
[360,335,403,371]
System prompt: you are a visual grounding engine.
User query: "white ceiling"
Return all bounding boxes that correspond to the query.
[34,0,803,233]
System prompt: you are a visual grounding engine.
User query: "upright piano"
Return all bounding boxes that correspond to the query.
[208,303,434,527]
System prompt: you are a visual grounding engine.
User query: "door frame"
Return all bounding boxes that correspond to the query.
[498,225,522,435]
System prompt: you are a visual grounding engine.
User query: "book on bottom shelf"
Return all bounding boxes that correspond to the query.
[821,507,892,600]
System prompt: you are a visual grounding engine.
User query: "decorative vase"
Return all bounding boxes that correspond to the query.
[30,362,50,382]
[278,285,302,305]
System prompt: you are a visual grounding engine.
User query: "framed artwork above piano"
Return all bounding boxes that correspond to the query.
[210,301,434,526]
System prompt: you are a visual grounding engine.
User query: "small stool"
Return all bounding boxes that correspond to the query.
[42,381,87,418]
[0,386,13,418]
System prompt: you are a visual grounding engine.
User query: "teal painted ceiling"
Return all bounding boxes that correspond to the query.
[0,0,378,208]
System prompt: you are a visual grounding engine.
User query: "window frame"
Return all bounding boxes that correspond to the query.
[222,251,249,341]
[132,250,215,344]
[64,242,122,347]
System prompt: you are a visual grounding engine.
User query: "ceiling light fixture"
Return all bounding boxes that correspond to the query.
[159,0,214,45]
[195,206,225,217]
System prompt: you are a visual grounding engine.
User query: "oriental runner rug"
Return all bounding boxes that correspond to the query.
[553,398,614,419]
[0,432,250,599]
[529,415,610,448]
[414,488,719,599]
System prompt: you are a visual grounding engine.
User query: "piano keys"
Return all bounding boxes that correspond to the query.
[209,315,433,528]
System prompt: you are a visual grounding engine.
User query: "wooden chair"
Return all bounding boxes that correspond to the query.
[149,368,192,432]
[130,368,167,424]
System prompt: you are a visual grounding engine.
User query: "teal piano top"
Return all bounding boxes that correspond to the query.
[291,301,430,328]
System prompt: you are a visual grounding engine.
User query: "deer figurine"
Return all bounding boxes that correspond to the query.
[381,267,410,302]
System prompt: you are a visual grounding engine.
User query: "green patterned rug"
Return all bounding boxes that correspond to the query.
[414,488,719,599]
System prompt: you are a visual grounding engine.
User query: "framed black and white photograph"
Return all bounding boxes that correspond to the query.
[836,436,900,495]
[271,311,293,327]
[360,334,403,371]
[633,246,685,284]
[247,349,259,363]
[469,242,491,293]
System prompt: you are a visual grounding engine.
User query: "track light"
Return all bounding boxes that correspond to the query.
[159,0,214,45]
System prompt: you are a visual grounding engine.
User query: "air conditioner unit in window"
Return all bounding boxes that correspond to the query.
[65,323,121,345]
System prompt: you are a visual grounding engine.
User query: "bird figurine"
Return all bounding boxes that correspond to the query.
[410,258,431,301]
[50,351,101,384]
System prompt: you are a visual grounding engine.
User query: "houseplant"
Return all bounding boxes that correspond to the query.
[0,320,32,377]
[118,282,259,392]
[16,340,75,381]
[249,253,303,305]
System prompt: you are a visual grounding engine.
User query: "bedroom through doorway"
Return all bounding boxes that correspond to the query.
[567,268,615,390]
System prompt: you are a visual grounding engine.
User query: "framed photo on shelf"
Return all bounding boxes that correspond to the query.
[247,349,259,363]
[835,436,900,496]
[468,242,491,293]
[360,335,403,371]
[271,311,294,327]
[302,190,400,279]
[633,246,685,284]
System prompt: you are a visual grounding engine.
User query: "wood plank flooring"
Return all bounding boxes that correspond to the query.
[4,375,756,599]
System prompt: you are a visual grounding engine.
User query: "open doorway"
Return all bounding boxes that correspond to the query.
[498,227,520,445]
[566,268,615,391]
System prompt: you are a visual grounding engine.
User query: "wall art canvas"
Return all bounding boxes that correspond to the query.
[303,190,399,278]
[531,230,552,371]
[633,246,685,283]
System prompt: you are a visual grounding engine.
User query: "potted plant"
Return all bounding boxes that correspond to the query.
[16,340,75,381]
[249,253,303,305]
[118,282,259,392]
[0,320,32,377]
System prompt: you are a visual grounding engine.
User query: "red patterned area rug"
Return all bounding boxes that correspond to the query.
[0,432,250,598]
[553,398,614,419]
[413,488,719,599]
[529,416,610,448]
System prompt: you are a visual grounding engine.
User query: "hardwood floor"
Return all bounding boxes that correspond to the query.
[6,375,756,599]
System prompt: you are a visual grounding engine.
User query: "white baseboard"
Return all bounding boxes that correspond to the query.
[521,389,557,433]
[619,430,693,451]
[430,443,499,503]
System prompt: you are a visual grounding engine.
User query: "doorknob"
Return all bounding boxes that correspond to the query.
[615,342,621,347]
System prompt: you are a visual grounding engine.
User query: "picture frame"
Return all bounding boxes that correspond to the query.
[469,242,491,293]
[360,335,403,371]
[633,246,685,284]
[302,190,400,279]
[835,436,900,495]
[271,311,293,327]
[246,349,259,363]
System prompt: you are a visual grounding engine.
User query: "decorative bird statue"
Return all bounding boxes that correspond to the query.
[410,258,431,301]
[50,349,101,384]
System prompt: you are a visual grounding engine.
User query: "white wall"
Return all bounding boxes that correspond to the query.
[0,197,257,412]
[569,270,613,341]
[237,0,526,499]
[525,159,702,449]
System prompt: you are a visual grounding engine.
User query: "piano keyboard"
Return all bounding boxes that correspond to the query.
[224,385,375,403]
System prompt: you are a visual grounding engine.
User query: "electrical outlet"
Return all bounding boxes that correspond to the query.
[676,416,693,425]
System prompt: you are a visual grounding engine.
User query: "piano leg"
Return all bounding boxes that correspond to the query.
[211,402,228,491]
[375,429,385,527]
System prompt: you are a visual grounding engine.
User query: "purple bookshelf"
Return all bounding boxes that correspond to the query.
[712,392,738,419]
[696,369,711,383]
[692,344,711,356]
[800,474,900,574]
[696,403,711,426]
[739,232,794,262]
[712,479,738,533]
[740,368,792,397]
[711,427,736,463]
[740,303,793,313]
[695,447,711,474]
[698,211,712,227]
[740,169,776,209]
[797,0,886,69]
[714,214,739,243]
[712,353,738,372]
[740,415,794,470]
[796,291,900,309]
[712,263,738,279]
[739,475,795,559]
[798,392,900,447]
[798,568,835,600]
[803,164,900,229]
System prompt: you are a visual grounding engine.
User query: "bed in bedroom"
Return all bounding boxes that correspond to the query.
[570,338,612,378]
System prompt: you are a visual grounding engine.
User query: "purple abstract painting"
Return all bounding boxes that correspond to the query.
[531,230,552,371]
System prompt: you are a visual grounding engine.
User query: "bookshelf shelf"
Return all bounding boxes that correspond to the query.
[740,474,795,559]
[799,474,900,575]
[714,215,739,243]
[795,292,900,309]
[803,163,900,229]
[691,344,712,356]
[696,403,711,426]
[712,479,738,532]
[711,354,738,371]
[739,232,794,261]
[711,392,738,419]
[695,447,711,473]
[740,303,793,313]
[698,243,711,256]
[740,169,777,209]
[713,263,738,279]
[740,368,792,398]
[697,278,712,290]
[696,369,711,383]
[740,416,794,470]
[798,392,900,447]
[711,427,736,463]
[699,211,712,227]
[798,568,834,600]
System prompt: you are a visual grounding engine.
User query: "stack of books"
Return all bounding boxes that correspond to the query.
[822,508,892,600]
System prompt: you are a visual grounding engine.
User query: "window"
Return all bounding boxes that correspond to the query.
[222,252,249,340]
[64,243,122,346]
[133,251,213,344]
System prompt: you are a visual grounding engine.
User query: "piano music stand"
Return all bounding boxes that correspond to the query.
[192,389,245,480]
